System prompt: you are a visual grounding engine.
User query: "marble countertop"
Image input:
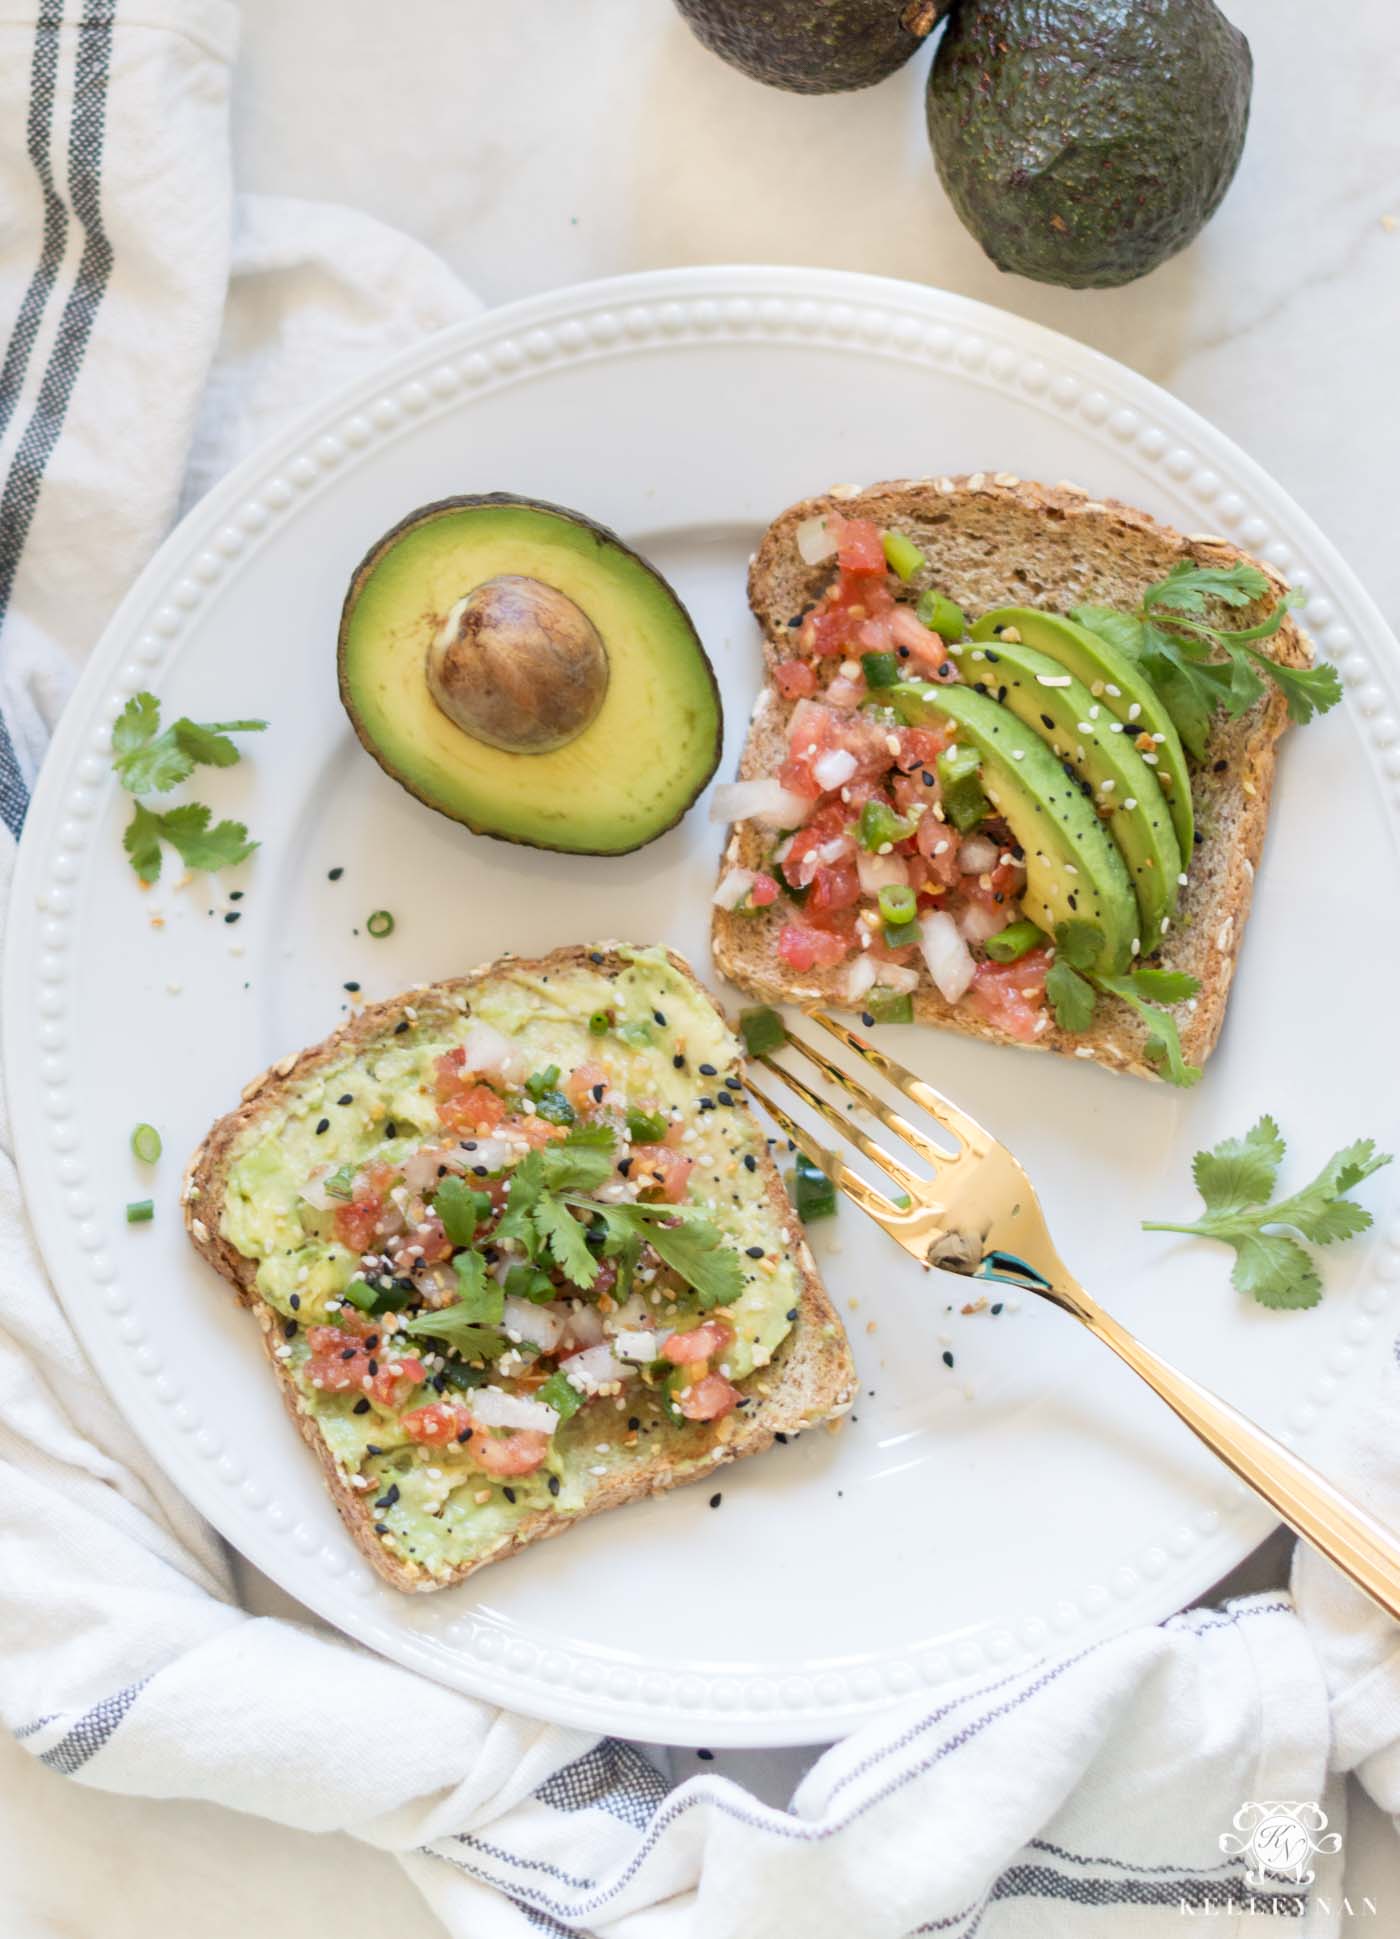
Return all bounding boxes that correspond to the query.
[10,1,1400,1932]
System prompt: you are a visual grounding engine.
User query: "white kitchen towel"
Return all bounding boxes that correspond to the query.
[0,5,1397,1937]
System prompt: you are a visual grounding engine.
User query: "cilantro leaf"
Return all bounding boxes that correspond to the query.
[400,1306,505,1359]
[1137,626,1229,760]
[539,1137,616,1194]
[1144,1119,1392,1308]
[1123,967,1200,1005]
[156,802,258,873]
[1094,972,1201,1089]
[1191,1115,1285,1216]
[112,692,160,761]
[111,696,267,795]
[1142,560,1272,615]
[493,1152,544,1256]
[122,802,167,884]
[447,1247,504,1323]
[1045,959,1096,1033]
[1068,606,1146,662]
[432,1176,491,1247]
[1240,648,1344,728]
[642,1215,745,1309]
[532,1197,598,1288]
[1053,920,1104,972]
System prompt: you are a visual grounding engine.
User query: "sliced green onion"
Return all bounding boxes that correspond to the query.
[857,798,916,852]
[984,919,1046,964]
[882,530,925,583]
[865,989,914,1026]
[791,1155,837,1223]
[525,1064,561,1099]
[627,1107,667,1144]
[877,883,916,925]
[367,909,394,938]
[537,1370,584,1423]
[130,1123,162,1164]
[915,590,967,641]
[588,1009,611,1036]
[883,918,920,950]
[739,1005,787,1058]
[860,650,901,689]
[125,1198,154,1225]
[343,1277,378,1312]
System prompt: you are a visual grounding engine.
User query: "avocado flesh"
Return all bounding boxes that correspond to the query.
[951,636,1183,946]
[972,608,1194,856]
[926,0,1252,289]
[673,0,937,94]
[892,681,1136,973]
[338,495,722,855]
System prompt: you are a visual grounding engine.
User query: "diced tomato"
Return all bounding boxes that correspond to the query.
[511,1113,568,1148]
[832,515,886,575]
[808,858,861,918]
[565,1061,610,1110]
[748,871,780,908]
[303,1322,423,1406]
[782,802,855,889]
[630,1144,694,1205]
[401,1400,474,1446]
[661,1318,733,1366]
[777,922,851,972]
[774,659,818,700]
[677,1372,741,1423]
[439,1082,506,1137]
[334,1197,381,1254]
[889,604,960,678]
[390,1211,455,1276]
[472,1429,549,1477]
[801,567,896,658]
[965,947,1052,1044]
[895,725,953,772]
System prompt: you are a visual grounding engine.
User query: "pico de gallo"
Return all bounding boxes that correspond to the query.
[213,948,834,1582]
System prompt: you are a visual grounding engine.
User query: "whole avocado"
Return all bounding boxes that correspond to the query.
[674,0,941,94]
[927,0,1252,288]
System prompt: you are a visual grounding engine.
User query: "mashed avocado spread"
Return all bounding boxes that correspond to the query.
[217,946,804,1582]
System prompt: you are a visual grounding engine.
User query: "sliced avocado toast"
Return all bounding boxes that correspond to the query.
[185,944,854,1592]
[712,475,1327,1082]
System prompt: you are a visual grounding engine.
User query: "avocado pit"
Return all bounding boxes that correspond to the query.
[427,573,610,755]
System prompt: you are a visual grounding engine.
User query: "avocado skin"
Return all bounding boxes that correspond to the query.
[337,493,723,857]
[674,0,938,95]
[926,0,1252,289]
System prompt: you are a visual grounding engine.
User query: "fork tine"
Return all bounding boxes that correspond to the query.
[741,1073,904,1228]
[756,1052,924,1195]
[807,1009,993,1154]
[779,1025,948,1171]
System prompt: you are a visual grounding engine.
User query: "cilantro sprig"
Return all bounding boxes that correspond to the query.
[112,691,266,883]
[1071,560,1340,763]
[562,1195,745,1309]
[1043,920,1202,1087]
[1143,1116,1392,1308]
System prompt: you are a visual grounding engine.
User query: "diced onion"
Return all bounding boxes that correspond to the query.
[470,1386,560,1434]
[843,954,880,1003]
[958,835,999,874]
[857,849,909,896]
[402,1145,462,1194]
[606,1292,658,1333]
[713,867,756,911]
[560,1301,606,1350]
[875,963,920,994]
[710,778,813,829]
[613,1329,671,1362]
[958,900,1006,945]
[455,1134,515,1173]
[813,748,858,791]
[299,1168,337,1212]
[920,910,976,1003]
[462,1022,527,1085]
[561,1343,627,1392]
[502,1296,565,1352]
[795,513,838,566]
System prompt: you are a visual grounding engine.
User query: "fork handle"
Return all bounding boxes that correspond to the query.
[1060,1286,1400,1621]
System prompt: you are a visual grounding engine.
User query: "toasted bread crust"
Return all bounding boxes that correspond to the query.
[184,944,855,1592]
[713,475,1313,1079]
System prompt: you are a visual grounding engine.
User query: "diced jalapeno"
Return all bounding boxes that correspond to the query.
[791,1154,837,1222]
[865,989,914,1025]
[936,742,991,832]
[739,1005,787,1057]
[857,798,915,852]
[627,1107,668,1143]
[860,650,901,689]
[537,1370,584,1423]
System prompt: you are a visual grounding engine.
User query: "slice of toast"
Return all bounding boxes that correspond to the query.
[712,475,1314,1079]
[185,944,855,1593]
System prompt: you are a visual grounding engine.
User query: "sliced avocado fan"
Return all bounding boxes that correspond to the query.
[891,681,1137,974]
[949,634,1184,948]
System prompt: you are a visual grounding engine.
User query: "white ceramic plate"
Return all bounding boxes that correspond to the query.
[8,267,1400,1748]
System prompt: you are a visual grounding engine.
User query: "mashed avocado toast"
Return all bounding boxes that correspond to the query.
[185,944,854,1592]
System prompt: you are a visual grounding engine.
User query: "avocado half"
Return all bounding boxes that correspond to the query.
[337,495,723,855]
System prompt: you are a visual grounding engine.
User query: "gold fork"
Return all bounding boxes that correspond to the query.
[744,1010,1400,1623]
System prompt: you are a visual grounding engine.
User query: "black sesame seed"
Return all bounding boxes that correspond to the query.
[897,644,910,658]
[942,1349,954,1368]
[589,951,604,965]
[367,1359,379,1376]
[743,1154,757,1173]
[861,1011,875,1028]
[229,890,244,901]
[1213,758,1229,773]
[328,867,344,881]
[353,1398,370,1415]
[745,1245,765,1259]
[289,1292,300,1310]
[717,1091,734,1106]
[503,1486,516,1504]
[653,1011,667,1027]
[627,1416,640,1432]
[921,769,935,787]
[1040,713,1055,731]
[373,1522,388,1535]
[365,1442,381,1455]
[592,1083,605,1101]
[457,1428,471,1444]
[786,1307,798,1322]
[316,1118,330,1135]
[343,982,360,993]
[224,911,241,925]
[394,1020,409,1035]
[375,1484,400,1509]
[673,1053,686,1069]
[385,1121,397,1138]
[991,1302,1004,1316]
[708,1493,722,1509]
[618,1158,633,1177]
[282,1319,297,1340]
[340,1346,357,1361]
[699,1063,717,1077]
[548,1473,561,1496]
[699,1097,715,1111]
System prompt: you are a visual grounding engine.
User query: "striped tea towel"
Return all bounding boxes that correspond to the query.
[2,5,1399,1935]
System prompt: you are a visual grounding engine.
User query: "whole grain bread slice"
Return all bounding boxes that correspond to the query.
[185,943,855,1593]
[713,475,1315,1080]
